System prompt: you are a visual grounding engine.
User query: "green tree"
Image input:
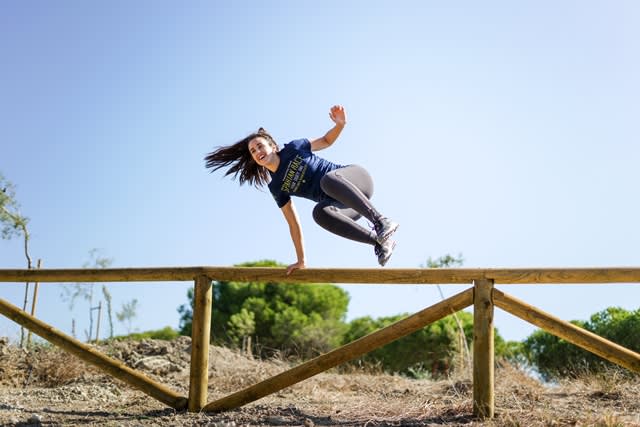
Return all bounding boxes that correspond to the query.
[424,253,464,270]
[178,260,349,359]
[344,310,515,378]
[1,173,35,347]
[522,307,640,381]
[117,299,139,334]
[423,253,471,374]
[102,286,115,338]
[343,253,516,378]
[61,249,114,341]
[343,312,474,378]
[0,174,30,255]
[227,308,256,354]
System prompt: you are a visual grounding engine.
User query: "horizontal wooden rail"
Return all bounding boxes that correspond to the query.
[0,297,188,409]
[0,267,205,283]
[203,287,474,412]
[1,267,640,284]
[486,268,640,284]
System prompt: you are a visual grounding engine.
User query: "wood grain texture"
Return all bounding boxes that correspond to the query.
[1,267,639,284]
[473,279,494,419]
[188,276,213,412]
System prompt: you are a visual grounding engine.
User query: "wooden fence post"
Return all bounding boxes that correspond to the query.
[94,301,102,343]
[473,278,494,419]
[27,259,42,347]
[189,275,212,412]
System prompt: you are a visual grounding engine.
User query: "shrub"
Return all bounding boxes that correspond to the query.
[522,307,640,380]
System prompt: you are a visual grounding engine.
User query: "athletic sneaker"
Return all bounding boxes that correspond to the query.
[375,239,396,267]
[374,217,399,244]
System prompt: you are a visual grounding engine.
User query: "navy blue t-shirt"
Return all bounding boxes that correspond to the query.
[268,139,343,208]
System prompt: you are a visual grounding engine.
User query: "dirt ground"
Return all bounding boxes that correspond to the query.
[1,336,639,426]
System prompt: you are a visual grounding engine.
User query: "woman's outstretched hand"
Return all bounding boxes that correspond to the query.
[329,105,346,126]
[286,260,306,275]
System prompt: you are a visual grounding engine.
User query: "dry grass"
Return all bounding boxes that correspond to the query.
[1,337,639,426]
[29,346,91,387]
[0,341,96,388]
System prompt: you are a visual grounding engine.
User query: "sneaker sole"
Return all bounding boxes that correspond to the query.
[377,223,399,245]
[379,241,397,267]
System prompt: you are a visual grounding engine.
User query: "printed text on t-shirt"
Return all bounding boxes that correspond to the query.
[281,155,308,193]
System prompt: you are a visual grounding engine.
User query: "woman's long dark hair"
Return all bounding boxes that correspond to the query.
[204,128,279,188]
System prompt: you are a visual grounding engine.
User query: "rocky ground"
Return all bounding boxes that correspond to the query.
[1,336,639,426]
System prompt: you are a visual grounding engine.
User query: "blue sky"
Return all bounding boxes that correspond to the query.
[1,1,639,343]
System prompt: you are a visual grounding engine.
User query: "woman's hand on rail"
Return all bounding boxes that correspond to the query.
[286,260,306,276]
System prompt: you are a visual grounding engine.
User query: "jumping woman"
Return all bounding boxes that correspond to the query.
[204,105,398,275]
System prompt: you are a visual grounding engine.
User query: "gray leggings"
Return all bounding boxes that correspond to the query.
[312,165,381,245]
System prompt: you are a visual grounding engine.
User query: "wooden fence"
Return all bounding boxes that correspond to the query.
[0,267,639,419]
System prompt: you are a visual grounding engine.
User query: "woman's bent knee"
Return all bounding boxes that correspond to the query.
[312,203,330,227]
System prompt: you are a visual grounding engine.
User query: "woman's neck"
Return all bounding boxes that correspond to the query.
[264,153,280,173]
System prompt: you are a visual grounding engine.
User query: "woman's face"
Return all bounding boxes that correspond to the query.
[248,137,277,167]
